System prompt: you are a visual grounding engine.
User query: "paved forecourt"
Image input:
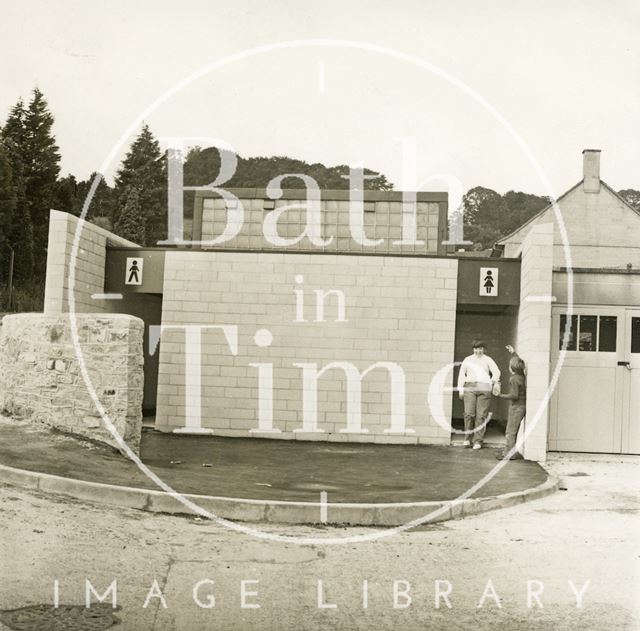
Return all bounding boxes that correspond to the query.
[0,418,556,527]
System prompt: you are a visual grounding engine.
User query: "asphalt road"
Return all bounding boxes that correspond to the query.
[0,453,638,630]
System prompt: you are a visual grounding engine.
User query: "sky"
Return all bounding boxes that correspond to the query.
[1,0,639,198]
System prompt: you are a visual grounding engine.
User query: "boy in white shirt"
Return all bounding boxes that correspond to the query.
[457,340,501,449]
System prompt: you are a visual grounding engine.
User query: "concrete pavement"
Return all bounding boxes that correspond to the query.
[0,417,556,526]
[0,453,638,630]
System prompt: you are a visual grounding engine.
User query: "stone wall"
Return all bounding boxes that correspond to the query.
[155,250,458,444]
[515,223,554,462]
[0,313,144,454]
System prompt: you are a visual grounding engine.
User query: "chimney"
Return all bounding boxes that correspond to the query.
[582,149,601,193]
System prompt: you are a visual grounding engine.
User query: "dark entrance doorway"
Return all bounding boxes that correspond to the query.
[453,306,518,441]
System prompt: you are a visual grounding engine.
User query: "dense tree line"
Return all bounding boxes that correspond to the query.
[462,187,640,250]
[462,187,551,250]
[1,87,639,308]
[1,90,58,285]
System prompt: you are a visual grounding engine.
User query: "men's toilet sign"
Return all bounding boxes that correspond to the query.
[125,257,143,286]
[479,267,498,296]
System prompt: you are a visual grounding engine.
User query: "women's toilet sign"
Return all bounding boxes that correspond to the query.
[479,267,498,296]
[125,257,143,286]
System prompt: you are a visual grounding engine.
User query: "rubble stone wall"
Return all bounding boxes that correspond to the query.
[0,313,144,454]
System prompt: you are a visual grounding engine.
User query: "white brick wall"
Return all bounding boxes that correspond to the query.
[516,223,554,462]
[155,251,458,444]
[44,210,139,314]
[200,198,442,255]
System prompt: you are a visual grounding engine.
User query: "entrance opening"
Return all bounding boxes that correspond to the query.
[114,293,162,417]
[452,306,518,446]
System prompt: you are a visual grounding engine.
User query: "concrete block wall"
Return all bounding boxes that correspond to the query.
[199,196,443,255]
[501,184,640,269]
[155,251,458,444]
[44,210,139,314]
[516,223,554,462]
[0,313,144,454]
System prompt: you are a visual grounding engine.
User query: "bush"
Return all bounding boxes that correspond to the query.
[0,280,44,312]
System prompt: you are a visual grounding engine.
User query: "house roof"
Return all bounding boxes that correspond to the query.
[495,179,640,246]
[495,180,581,245]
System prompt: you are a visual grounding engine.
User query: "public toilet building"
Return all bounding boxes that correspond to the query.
[42,150,640,461]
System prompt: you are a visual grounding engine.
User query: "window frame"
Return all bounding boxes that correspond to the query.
[558,313,618,354]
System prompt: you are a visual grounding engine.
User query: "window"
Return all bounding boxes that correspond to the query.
[559,314,577,351]
[579,316,597,351]
[559,314,617,352]
[631,317,640,354]
[599,316,617,352]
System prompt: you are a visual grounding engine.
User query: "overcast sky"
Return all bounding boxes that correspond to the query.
[1,0,638,197]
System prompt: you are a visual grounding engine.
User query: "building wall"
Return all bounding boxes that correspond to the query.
[155,251,458,444]
[501,184,640,269]
[0,313,144,454]
[553,270,640,306]
[196,191,446,256]
[515,223,554,462]
[44,210,139,315]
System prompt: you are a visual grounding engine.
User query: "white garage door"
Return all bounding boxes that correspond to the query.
[548,306,639,454]
[622,311,640,454]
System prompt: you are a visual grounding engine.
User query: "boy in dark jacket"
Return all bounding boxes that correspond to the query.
[496,344,526,460]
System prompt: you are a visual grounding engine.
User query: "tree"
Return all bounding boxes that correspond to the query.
[0,143,17,280]
[619,189,640,212]
[114,124,166,246]
[462,186,508,248]
[462,186,549,249]
[181,146,393,216]
[183,148,392,190]
[74,172,115,220]
[113,185,146,244]
[501,190,550,234]
[53,174,79,215]
[0,99,34,284]
[22,88,61,275]
[52,173,116,223]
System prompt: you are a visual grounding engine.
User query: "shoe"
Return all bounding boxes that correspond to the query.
[497,452,523,461]
[472,443,482,450]
[462,440,471,448]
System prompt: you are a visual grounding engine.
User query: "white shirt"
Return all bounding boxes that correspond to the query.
[457,353,501,391]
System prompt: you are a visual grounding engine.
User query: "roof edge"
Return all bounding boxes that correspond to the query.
[601,181,640,219]
[194,188,448,202]
[495,180,582,246]
[496,179,640,248]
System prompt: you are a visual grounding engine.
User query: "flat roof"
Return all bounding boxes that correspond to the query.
[106,245,520,262]
[194,188,448,202]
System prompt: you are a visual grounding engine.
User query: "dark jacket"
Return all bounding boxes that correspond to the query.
[499,374,526,403]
